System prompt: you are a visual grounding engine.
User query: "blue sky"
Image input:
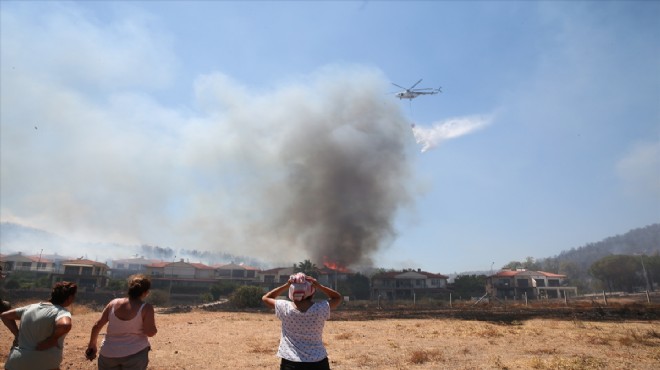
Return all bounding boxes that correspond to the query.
[1,1,658,273]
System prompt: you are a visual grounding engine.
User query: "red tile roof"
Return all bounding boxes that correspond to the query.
[491,270,566,278]
[62,259,109,268]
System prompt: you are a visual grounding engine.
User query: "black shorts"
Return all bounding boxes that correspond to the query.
[280,357,330,370]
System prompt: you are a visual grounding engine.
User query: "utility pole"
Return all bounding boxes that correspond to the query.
[37,249,43,271]
[640,254,651,292]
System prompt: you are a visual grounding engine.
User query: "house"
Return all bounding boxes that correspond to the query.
[371,269,449,300]
[486,268,578,299]
[318,266,351,289]
[110,256,160,279]
[145,259,217,292]
[0,252,56,273]
[258,267,295,288]
[52,258,110,290]
[214,262,259,284]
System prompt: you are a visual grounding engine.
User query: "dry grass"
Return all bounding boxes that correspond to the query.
[0,306,659,369]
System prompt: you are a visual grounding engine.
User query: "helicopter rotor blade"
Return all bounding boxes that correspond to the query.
[391,83,407,90]
[409,78,423,90]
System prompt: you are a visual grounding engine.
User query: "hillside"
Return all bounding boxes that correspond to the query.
[543,223,660,271]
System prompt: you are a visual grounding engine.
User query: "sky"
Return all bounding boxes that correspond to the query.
[1,1,659,274]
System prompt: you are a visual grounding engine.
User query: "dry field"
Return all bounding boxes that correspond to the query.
[1,304,659,370]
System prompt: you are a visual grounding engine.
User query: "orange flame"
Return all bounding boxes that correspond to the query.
[322,257,349,273]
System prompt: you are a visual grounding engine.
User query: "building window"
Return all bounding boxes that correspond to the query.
[231,270,244,278]
[116,263,125,269]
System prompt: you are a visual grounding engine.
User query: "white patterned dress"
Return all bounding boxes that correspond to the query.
[275,300,330,362]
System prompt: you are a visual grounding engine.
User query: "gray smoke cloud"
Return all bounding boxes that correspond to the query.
[0,5,419,267]
[1,61,416,267]
[190,68,417,268]
[257,77,414,267]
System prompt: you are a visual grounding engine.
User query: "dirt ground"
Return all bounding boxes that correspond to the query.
[1,303,659,370]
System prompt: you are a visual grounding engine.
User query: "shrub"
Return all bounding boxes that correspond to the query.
[106,279,127,292]
[200,292,213,303]
[209,281,239,300]
[4,280,20,290]
[229,286,264,308]
[146,289,169,306]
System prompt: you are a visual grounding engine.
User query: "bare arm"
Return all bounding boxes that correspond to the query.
[1,309,20,338]
[36,316,71,351]
[85,303,111,360]
[262,281,291,309]
[141,303,157,337]
[308,277,343,310]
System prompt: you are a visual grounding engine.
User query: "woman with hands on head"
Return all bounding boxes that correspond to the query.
[86,274,157,370]
[262,272,342,370]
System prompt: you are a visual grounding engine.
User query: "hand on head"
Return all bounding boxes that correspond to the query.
[289,272,307,284]
[305,275,319,286]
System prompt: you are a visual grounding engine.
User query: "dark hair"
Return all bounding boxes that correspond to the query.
[50,281,77,305]
[127,274,151,299]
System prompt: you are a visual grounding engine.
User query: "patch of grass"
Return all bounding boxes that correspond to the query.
[618,329,660,347]
[529,356,544,369]
[546,355,605,370]
[409,350,429,364]
[480,325,503,338]
[408,349,443,365]
[492,355,509,369]
[536,348,558,355]
[248,344,271,354]
[572,319,586,328]
[586,335,611,345]
[335,332,352,340]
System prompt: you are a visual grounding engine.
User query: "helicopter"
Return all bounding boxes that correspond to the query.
[392,79,441,100]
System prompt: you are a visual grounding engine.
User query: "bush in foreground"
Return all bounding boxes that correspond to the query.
[229,286,264,308]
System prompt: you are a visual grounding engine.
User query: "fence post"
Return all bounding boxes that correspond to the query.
[524,292,528,306]
[449,293,452,308]
[646,290,650,304]
[602,290,608,306]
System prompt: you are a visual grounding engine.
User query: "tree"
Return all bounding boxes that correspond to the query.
[589,255,643,293]
[294,259,320,278]
[106,279,127,292]
[451,275,486,299]
[337,273,371,300]
[229,286,264,308]
[146,289,169,306]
